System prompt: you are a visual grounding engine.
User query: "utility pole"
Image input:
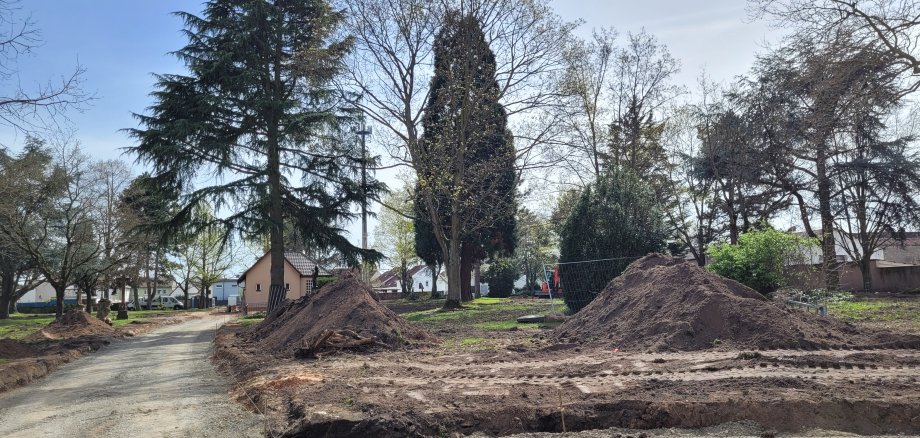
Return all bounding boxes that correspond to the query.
[354,123,372,282]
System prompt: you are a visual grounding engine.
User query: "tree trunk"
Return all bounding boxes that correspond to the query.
[816,151,839,291]
[53,283,66,319]
[75,288,83,312]
[445,228,463,309]
[473,261,481,299]
[430,265,438,298]
[460,243,473,302]
[151,250,160,309]
[399,261,410,298]
[0,272,13,319]
[85,289,94,314]
[859,256,872,293]
[131,284,140,312]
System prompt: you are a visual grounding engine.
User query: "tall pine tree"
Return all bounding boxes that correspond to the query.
[414,12,516,309]
[129,0,381,312]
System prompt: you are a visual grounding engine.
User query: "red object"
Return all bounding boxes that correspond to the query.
[541,282,549,292]
[553,264,560,286]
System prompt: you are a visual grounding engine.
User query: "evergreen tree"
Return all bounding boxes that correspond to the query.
[414,12,517,308]
[128,0,381,312]
[558,168,667,313]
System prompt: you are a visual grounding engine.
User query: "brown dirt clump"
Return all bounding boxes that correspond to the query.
[25,309,116,342]
[247,274,433,356]
[555,254,919,351]
[0,339,40,359]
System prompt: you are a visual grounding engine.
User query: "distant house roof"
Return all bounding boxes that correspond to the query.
[284,251,332,277]
[237,251,333,283]
[373,265,428,289]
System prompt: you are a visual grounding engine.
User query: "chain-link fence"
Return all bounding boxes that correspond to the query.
[547,256,641,313]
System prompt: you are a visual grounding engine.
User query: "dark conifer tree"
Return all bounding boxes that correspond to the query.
[129,0,381,311]
[414,12,517,308]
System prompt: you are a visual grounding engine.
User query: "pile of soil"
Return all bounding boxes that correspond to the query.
[248,274,433,356]
[26,309,116,342]
[0,339,40,359]
[555,254,919,351]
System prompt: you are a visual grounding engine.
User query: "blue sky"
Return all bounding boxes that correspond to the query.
[0,1,781,254]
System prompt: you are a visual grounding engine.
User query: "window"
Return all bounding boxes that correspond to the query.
[256,283,262,292]
[215,284,222,288]
[285,283,290,291]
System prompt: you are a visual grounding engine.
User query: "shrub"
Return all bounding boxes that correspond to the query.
[558,168,667,313]
[483,258,518,298]
[707,228,818,295]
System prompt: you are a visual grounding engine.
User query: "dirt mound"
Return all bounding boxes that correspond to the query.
[555,254,918,351]
[248,274,433,356]
[0,339,41,359]
[26,309,116,342]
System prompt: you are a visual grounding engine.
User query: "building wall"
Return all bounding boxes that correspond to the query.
[242,256,311,307]
[790,261,920,293]
[212,281,239,301]
[883,245,920,265]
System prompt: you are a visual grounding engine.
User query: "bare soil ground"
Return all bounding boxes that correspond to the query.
[0,309,207,393]
[214,295,920,437]
[0,316,262,437]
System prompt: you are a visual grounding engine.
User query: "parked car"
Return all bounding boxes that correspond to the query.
[109,296,185,311]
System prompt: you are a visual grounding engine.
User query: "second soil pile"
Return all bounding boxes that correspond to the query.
[249,274,433,356]
[555,254,919,351]
[25,309,116,342]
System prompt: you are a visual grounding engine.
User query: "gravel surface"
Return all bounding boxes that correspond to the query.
[0,316,264,437]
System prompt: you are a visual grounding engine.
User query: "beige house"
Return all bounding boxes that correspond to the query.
[237,251,332,310]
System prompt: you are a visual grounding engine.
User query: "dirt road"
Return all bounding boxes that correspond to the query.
[0,316,263,438]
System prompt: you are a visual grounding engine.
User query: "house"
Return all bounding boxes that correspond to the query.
[789,231,920,293]
[211,278,240,305]
[237,251,333,310]
[17,282,78,306]
[372,265,449,299]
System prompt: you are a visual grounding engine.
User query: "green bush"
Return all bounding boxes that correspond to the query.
[558,168,667,313]
[315,276,336,290]
[483,258,518,298]
[707,228,818,295]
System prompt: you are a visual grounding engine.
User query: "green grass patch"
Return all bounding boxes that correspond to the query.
[0,309,197,340]
[239,317,264,327]
[403,297,566,335]
[829,299,920,322]
[0,314,55,340]
[475,321,541,331]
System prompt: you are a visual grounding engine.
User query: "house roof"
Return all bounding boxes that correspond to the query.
[237,251,333,283]
[284,251,332,277]
[373,265,429,288]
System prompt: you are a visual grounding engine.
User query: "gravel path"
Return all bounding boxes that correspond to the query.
[0,316,264,437]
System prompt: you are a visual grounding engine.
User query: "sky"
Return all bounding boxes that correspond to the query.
[0,0,783,265]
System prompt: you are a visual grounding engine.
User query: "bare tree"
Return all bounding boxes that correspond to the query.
[0,138,103,318]
[0,138,55,318]
[553,28,681,185]
[0,0,88,134]
[751,0,920,95]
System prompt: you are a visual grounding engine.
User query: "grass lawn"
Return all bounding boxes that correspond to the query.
[0,309,195,340]
[403,297,565,331]
[0,314,56,340]
[828,297,920,335]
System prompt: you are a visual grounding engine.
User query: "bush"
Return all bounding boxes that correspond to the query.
[315,276,336,290]
[558,168,667,313]
[707,228,818,295]
[483,258,518,298]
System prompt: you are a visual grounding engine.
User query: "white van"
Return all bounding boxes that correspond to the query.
[132,295,185,311]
